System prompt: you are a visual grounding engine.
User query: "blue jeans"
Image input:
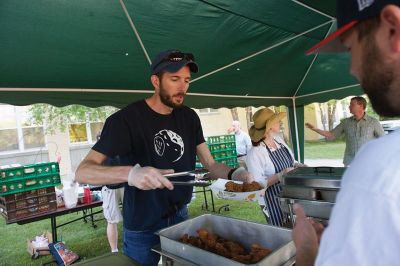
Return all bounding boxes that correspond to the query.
[123,206,188,266]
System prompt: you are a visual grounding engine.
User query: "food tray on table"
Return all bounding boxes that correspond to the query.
[210,179,264,203]
[156,214,295,266]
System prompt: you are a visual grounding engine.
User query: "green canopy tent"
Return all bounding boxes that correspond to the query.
[0,0,362,161]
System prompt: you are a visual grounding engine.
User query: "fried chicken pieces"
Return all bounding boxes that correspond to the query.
[225,181,263,192]
[179,228,272,264]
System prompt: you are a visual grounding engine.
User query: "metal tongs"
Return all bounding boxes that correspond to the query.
[164,169,210,186]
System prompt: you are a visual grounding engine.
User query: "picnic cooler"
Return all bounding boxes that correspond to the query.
[156,214,295,266]
[0,162,60,222]
[278,166,345,225]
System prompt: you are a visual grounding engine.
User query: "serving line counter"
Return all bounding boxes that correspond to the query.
[278,166,345,226]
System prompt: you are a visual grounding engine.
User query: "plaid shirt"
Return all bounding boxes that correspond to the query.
[331,114,384,165]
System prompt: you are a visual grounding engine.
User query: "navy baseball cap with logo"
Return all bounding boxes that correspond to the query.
[150,49,199,75]
[307,0,400,54]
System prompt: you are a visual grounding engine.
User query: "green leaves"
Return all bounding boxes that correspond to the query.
[28,104,118,134]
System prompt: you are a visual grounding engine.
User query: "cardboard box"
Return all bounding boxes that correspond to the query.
[27,231,52,256]
[210,179,265,205]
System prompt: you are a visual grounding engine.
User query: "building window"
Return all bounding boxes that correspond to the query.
[23,127,45,149]
[90,122,104,141]
[69,123,88,143]
[68,121,104,144]
[0,105,46,153]
[0,128,18,152]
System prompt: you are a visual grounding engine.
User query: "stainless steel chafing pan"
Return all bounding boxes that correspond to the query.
[278,197,334,220]
[280,187,338,203]
[282,166,345,189]
[281,186,317,200]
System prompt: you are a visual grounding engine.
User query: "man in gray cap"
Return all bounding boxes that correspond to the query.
[76,49,253,265]
[294,1,400,265]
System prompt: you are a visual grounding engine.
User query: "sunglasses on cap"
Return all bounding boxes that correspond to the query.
[153,52,195,70]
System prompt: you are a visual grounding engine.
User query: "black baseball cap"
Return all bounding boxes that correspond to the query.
[307,0,400,55]
[150,49,199,75]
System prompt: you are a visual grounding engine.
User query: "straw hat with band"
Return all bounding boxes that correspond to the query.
[249,108,286,143]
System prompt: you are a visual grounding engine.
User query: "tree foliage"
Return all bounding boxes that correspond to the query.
[28,104,118,134]
[317,100,338,131]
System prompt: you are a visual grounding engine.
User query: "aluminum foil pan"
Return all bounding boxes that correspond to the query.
[156,214,295,266]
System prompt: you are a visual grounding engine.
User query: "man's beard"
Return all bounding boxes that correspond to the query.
[361,36,400,117]
[159,84,186,109]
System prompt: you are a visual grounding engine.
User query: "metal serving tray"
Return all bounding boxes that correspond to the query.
[156,214,295,266]
[319,190,338,203]
[280,186,338,203]
[281,186,317,200]
[278,197,334,220]
[282,167,345,189]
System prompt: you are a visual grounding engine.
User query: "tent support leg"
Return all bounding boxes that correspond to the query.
[288,98,304,162]
[292,97,301,161]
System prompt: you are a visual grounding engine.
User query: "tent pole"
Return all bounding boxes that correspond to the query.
[294,22,334,97]
[291,0,335,19]
[292,97,301,161]
[295,83,360,99]
[119,0,152,65]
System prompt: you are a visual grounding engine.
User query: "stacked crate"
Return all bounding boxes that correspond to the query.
[206,134,238,168]
[0,162,61,222]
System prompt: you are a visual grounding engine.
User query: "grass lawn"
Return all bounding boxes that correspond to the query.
[304,139,345,159]
[0,189,266,266]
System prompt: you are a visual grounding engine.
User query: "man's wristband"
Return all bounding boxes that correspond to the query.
[228,168,237,180]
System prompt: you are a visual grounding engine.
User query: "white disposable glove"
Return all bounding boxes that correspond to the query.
[231,167,255,183]
[127,164,174,190]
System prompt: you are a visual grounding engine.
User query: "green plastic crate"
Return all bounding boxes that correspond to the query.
[1,162,59,180]
[0,162,61,196]
[206,134,239,167]
[206,134,236,145]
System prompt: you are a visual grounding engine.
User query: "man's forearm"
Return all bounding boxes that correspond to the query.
[312,128,334,139]
[207,162,231,180]
[296,246,318,266]
[75,161,130,185]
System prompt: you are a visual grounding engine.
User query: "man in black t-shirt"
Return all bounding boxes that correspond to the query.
[76,49,253,266]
